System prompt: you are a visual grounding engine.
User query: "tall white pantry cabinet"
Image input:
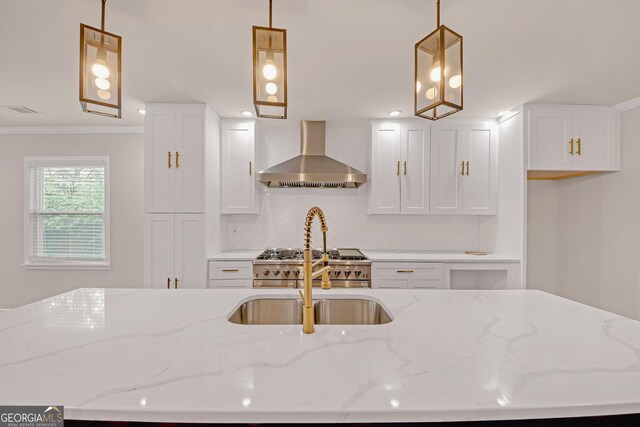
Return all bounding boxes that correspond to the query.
[144,104,213,289]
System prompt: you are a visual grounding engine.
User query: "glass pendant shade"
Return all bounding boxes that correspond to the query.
[415,24,463,120]
[79,12,121,118]
[253,25,287,119]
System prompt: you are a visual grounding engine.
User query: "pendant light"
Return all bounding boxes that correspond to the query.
[253,0,287,119]
[414,0,463,120]
[79,0,122,118]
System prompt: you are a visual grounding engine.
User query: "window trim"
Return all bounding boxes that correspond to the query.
[23,156,111,270]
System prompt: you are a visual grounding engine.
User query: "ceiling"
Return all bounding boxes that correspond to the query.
[1,0,639,128]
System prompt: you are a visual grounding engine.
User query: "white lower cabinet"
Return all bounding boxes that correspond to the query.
[144,214,206,289]
[208,261,253,288]
[372,263,444,289]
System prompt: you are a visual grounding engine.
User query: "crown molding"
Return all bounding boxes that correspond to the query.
[615,97,640,112]
[0,126,144,135]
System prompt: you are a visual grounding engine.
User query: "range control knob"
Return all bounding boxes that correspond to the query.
[262,268,270,276]
[283,268,290,277]
[354,269,362,277]
[273,268,280,276]
[333,269,341,277]
[294,269,301,277]
[344,268,352,278]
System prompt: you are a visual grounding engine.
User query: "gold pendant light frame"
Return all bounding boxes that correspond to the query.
[79,0,122,118]
[252,0,287,119]
[414,0,463,121]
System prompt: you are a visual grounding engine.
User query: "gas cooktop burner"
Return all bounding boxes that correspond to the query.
[255,248,367,261]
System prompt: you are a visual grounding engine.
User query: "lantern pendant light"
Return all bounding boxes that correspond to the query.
[253,0,287,119]
[414,0,463,120]
[79,0,122,118]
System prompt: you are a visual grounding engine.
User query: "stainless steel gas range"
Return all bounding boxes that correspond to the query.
[253,248,371,288]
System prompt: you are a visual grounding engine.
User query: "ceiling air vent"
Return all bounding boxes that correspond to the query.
[3,106,38,114]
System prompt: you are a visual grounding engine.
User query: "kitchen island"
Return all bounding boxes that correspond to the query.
[0,288,639,424]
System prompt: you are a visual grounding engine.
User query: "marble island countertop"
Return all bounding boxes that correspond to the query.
[1,288,639,423]
[209,250,520,263]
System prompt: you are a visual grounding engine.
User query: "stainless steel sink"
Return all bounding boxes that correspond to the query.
[228,297,392,326]
[314,298,392,325]
[227,298,303,325]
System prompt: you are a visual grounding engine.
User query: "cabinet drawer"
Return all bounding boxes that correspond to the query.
[373,262,443,281]
[408,280,444,289]
[372,280,407,289]
[209,261,253,279]
[209,279,253,289]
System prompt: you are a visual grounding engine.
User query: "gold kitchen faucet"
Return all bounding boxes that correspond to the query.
[299,206,333,334]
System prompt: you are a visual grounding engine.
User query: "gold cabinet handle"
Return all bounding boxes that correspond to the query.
[175,151,180,168]
[576,138,581,155]
[168,151,172,168]
[397,161,400,176]
[460,161,465,176]
[249,161,252,176]
[397,269,414,273]
[466,161,470,176]
[403,160,407,176]
[167,277,171,289]
[174,278,179,289]
[221,269,239,272]
[569,138,574,155]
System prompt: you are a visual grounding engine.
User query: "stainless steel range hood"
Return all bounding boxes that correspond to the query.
[257,121,367,188]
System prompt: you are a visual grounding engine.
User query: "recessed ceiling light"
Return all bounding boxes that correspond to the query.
[241,110,253,117]
[388,110,401,117]
[137,109,146,115]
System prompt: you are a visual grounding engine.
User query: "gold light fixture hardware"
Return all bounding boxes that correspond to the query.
[175,151,180,168]
[167,277,170,289]
[569,138,574,155]
[414,0,463,120]
[397,269,414,273]
[577,138,581,155]
[460,161,465,175]
[466,160,470,176]
[221,269,239,272]
[174,278,179,289]
[79,0,122,118]
[252,0,287,119]
[299,206,333,334]
[168,151,172,168]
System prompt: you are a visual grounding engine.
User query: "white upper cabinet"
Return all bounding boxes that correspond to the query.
[221,120,259,214]
[369,120,430,214]
[145,104,206,213]
[430,125,464,214]
[526,105,619,172]
[430,123,498,215]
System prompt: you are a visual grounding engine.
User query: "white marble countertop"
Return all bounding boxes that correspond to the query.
[1,288,638,423]
[209,250,520,263]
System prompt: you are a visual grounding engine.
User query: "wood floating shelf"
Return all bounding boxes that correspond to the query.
[527,170,604,181]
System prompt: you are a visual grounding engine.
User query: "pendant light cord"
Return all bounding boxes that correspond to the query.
[436,0,440,27]
[101,0,106,31]
[268,0,273,28]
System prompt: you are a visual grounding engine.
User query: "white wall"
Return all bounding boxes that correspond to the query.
[527,107,640,320]
[224,125,482,251]
[0,132,144,309]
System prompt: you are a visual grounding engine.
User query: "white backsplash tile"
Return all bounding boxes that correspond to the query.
[226,126,480,251]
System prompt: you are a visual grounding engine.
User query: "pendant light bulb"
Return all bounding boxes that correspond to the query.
[449,75,461,89]
[265,82,278,95]
[92,59,110,79]
[97,89,111,100]
[95,77,110,90]
[430,66,441,82]
[416,81,422,94]
[426,87,438,100]
[263,59,277,80]
[267,95,278,102]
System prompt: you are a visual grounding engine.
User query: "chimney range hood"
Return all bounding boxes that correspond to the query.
[257,121,367,188]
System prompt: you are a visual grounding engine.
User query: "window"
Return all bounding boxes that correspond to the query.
[24,157,110,269]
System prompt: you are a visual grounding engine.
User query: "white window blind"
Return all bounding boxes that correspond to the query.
[25,157,109,268]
